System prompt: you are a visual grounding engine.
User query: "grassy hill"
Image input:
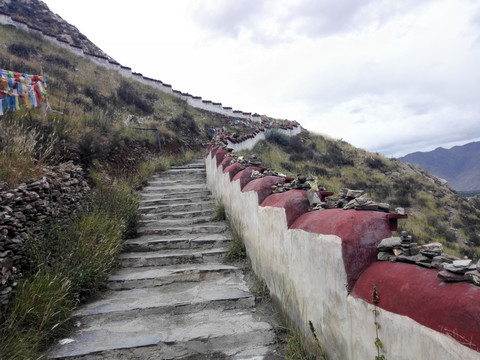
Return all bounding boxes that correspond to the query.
[0,21,264,186]
[2,14,479,259]
[1,7,480,358]
[239,129,480,259]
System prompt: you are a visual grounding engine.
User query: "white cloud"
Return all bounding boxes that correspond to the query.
[42,0,480,157]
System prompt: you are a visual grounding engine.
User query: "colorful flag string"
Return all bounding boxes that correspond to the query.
[0,68,48,116]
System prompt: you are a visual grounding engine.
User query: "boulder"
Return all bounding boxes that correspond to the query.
[377,251,396,262]
[438,270,467,282]
[397,253,429,264]
[377,237,402,251]
[416,242,443,258]
[465,270,480,286]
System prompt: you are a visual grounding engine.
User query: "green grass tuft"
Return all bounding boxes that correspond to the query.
[226,220,246,260]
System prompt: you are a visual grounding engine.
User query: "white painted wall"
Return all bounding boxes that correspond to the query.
[225,126,301,152]
[205,153,480,360]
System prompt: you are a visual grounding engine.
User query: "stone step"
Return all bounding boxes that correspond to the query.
[108,263,240,290]
[141,189,211,200]
[137,223,227,237]
[142,187,209,196]
[74,274,254,321]
[139,195,213,207]
[139,208,216,220]
[147,175,206,183]
[170,163,204,170]
[141,190,212,201]
[148,175,206,183]
[152,170,206,178]
[138,216,212,228]
[124,233,232,252]
[117,248,228,268]
[138,200,216,214]
[49,309,275,359]
[168,168,205,172]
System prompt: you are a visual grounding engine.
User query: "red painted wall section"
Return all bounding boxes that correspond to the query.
[232,167,267,190]
[290,209,395,290]
[223,162,242,180]
[261,190,309,227]
[351,262,480,353]
[221,156,235,170]
[211,145,221,159]
[210,145,220,159]
[242,176,287,204]
[319,191,334,202]
[215,148,231,167]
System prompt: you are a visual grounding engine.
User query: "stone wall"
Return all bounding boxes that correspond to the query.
[0,162,90,310]
[205,145,480,359]
[0,11,269,122]
[218,125,301,152]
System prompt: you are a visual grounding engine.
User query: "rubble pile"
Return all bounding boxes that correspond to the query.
[377,231,480,286]
[0,161,90,310]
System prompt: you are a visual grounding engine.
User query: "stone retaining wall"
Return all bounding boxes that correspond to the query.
[218,125,301,152]
[0,162,90,311]
[0,11,265,122]
[205,145,480,359]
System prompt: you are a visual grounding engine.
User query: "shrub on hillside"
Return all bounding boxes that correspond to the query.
[44,54,75,70]
[8,43,37,59]
[364,156,389,171]
[170,111,199,134]
[0,118,55,186]
[117,80,153,114]
[319,141,354,167]
[266,130,289,147]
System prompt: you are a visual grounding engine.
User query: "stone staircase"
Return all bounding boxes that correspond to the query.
[48,160,278,359]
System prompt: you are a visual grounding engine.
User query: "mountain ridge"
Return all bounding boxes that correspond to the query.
[399,141,480,191]
[0,0,108,58]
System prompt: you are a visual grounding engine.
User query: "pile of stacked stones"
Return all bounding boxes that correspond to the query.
[216,145,399,214]
[322,188,393,213]
[377,231,480,286]
[0,161,90,310]
[225,153,263,169]
[271,175,314,193]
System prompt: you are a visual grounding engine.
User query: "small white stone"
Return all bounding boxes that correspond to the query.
[59,338,75,345]
[453,259,472,268]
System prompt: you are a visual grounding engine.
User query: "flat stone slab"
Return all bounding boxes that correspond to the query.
[118,247,228,267]
[139,201,216,214]
[142,184,208,192]
[75,274,253,319]
[138,215,212,227]
[140,208,216,220]
[139,195,213,206]
[137,223,227,236]
[124,233,232,252]
[108,263,240,289]
[49,309,275,359]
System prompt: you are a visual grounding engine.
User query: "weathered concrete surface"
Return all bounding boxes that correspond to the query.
[49,160,278,359]
[205,148,480,360]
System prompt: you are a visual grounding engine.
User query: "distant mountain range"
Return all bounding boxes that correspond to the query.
[399,142,480,191]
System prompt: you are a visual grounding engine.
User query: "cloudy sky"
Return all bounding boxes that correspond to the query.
[42,0,480,157]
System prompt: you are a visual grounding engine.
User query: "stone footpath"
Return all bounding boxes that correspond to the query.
[49,160,278,359]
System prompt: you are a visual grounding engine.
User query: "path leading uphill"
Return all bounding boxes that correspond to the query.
[49,160,279,359]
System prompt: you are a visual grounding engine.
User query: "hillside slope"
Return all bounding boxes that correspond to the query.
[399,142,480,191]
[0,17,263,186]
[237,130,480,258]
[0,0,107,57]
